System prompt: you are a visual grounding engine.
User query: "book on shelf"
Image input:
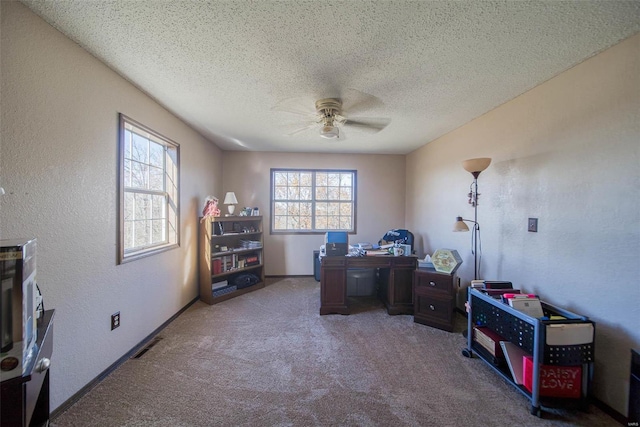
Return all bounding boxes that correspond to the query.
[212,280,228,290]
[473,326,505,359]
[212,258,222,275]
[503,293,544,318]
[500,341,528,385]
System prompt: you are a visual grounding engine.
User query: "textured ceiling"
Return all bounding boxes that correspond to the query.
[21,1,640,154]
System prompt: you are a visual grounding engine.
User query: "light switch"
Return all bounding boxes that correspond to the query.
[528,218,538,232]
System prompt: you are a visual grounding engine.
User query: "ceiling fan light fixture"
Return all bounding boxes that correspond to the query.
[320,125,339,139]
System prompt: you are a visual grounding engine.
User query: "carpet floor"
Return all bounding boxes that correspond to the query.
[51,277,617,426]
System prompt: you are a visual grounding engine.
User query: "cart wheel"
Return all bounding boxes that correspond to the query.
[462,348,473,358]
[530,405,542,417]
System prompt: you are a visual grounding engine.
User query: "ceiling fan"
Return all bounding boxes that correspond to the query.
[273,88,391,140]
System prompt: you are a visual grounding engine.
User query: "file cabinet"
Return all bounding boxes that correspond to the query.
[413,268,456,332]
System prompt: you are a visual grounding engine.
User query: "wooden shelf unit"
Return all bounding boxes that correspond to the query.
[198,216,265,305]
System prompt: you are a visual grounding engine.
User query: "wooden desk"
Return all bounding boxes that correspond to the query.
[320,255,417,315]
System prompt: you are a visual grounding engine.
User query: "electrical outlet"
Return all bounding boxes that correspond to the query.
[528,218,538,232]
[111,312,120,330]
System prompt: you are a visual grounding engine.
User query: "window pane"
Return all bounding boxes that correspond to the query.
[124,220,133,249]
[274,202,287,215]
[152,195,165,218]
[287,187,300,200]
[275,172,287,186]
[124,192,134,220]
[149,166,163,191]
[300,186,312,200]
[134,193,150,219]
[300,173,312,186]
[340,217,351,229]
[327,216,340,229]
[124,129,132,159]
[340,187,352,201]
[130,161,148,189]
[300,202,312,216]
[131,133,149,162]
[119,115,180,263]
[315,202,327,216]
[275,186,287,200]
[316,187,327,200]
[134,220,149,248]
[316,216,327,229]
[274,216,287,229]
[151,219,165,244]
[271,169,355,233]
[124,160,132,187]
[299,217,312,229]
[328,187,339,200]
[149,142,164,168]
[287,172,300,186]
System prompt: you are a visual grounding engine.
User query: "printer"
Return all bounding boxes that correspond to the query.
[319,232,349,257]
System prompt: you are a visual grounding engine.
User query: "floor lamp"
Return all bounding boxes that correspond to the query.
[453,158,491,281]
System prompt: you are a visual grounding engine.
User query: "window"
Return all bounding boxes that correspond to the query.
[271,169,356,233]
[118,114,179,263]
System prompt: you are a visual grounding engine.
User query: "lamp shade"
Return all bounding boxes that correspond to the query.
[453,216,470,232]
[462,158,492,174]
[223,192,238,205]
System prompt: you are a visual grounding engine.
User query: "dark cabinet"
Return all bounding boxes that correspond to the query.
[413,268,456,332]
[1,310,54,426]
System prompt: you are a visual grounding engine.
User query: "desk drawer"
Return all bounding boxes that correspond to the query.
[321,257,346,268]
[414,293,455,332]
[414,270,452,297]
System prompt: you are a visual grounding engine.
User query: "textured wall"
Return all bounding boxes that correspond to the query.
[221,151,406,275]
[406,33,640,416]
[0,2,222,409]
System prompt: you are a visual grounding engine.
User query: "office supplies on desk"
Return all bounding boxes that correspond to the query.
[325,242,348,256]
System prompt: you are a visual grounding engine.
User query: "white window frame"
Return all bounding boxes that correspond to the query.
[270,168,357,234]
[117,114,180,264]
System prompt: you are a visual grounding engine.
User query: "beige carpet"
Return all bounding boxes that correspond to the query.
[51,277,617,426]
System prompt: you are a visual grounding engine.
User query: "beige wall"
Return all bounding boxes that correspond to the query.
[222,151,406,275]
[3,0,639,419]
[406,33,640,416]
[1,2,223,409]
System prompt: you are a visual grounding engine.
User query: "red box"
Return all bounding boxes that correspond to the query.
[523,356,581,398]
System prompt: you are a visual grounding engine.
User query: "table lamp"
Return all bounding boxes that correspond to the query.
[223,192,238,216]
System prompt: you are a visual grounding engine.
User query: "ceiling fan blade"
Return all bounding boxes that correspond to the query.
[340,88,386,116]
[272,96,318,117]
[283,121,319,136]
[343,117,391,133]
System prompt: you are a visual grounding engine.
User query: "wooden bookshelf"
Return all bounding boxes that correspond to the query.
[198,216,265,304]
